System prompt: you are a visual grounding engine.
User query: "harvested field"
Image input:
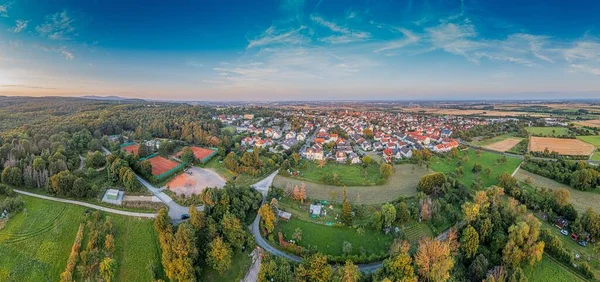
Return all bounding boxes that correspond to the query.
[484,138,523,152]
[515,170,600,213]
[122,144,139,155]
[528,136,595,156]
[399,107,549,117]
[273,164,430,204]
[176,146,215,163]
[575,119,600,128]
[148,156,180,176]
[166,167,225,197]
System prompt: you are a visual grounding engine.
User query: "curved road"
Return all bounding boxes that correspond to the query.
[248,170,384,272]
[13,189,156,218]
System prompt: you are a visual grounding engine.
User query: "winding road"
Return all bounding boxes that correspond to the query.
[13,189,156,218]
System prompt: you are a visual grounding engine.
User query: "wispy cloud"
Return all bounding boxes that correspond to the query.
[247,26,309,49]
[185,60,204,68]
[426,22,484,63]
[374,28,419,53]
[0,2,11,17]
[310,14,370,44]
[36,10,77,40]
[35,44,75,60]
[564,41,600,76]
[8,19,29,33]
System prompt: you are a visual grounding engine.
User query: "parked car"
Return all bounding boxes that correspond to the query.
[578,241,587,247]
[560,229,569,236]
[181,214,190,220]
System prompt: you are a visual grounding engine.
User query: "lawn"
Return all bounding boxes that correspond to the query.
[291,161,383,186]
[525,126,570,136]
[203,156,270,187]
[273,164,431,204]
[471,132,520,146]
[515,170,600,213]
[201,251,252,281]
[592,151,600,161]
[275,218,392,257]
[523,255,587,282]
[0,196,163,282]
[429,149,522,188]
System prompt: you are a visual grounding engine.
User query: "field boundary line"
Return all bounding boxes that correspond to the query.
[13,189,156,218]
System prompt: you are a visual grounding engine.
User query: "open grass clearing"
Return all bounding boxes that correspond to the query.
[515,170,600,213]
[576,135,600,146]
[290,161,384,186]
[273,164,431,204]
[0,196,162,282]
[275,217,392,257]
[471,132,521,146]
[525,126,570,136]
[484,138,523,152]
[523,255,587,282]
[201,251,252,281]
[429,149,521,188]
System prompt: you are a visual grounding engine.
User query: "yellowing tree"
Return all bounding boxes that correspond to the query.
[207,236,233,274]
[258,204,276,234]
[462,202,480,223]
[461,225,479,259]
[414,237,454,282]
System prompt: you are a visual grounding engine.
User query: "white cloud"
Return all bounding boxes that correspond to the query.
[564,41,600,76]
[8,19,29,33]
[374,28,419,53]
[36,10,77,40]
[310,14,370,44]
[186,60,204,67]
[247,26,309,49]
[0,2,11,17]
[35,44,75,60]
[426,23,484,62]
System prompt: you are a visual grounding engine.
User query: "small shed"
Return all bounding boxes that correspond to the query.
[309,204,322,217]
[278,210,292,221]
[106,189,120,201]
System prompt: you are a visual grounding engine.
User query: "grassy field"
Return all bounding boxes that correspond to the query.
[403,222,435,243]
[0,196,162,281]
[471,132,521,146]
[291,161,383,186]
[203,156,268,187]
[201,251,252,281]
[273,164,431,204]
[525,126,570,136]
[523,255,587,282]
[275,218,392,257]
[429,149,522,188]
[577,136,600,160]
[515,170,600,213]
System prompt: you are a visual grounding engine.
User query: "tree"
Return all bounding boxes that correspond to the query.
[553,188,570,207]
[397,202,411,223]
[296,253,333,282]
[461,225,480,259]
[293,227,303,242]
[139,160,153,178]
[72,177,89,198]
[49,170,77,196]
[207,236,232,274]
[341,187,353,226]
[258,204,276,234]
[342,241,353,255]
[299,182,306,204]
[104,234,115,254]
[381,203,397,227]
[171,222,198,281]
[339,260,361,282]
[462,202,480,223]
[414,237,454,282]
[222,212,246,251]
[99,257,117,282]
[417,173,446,195]
[502,215,545,268]
[472,162,482,173]
[468,254,489,282]
[380,163,393,179]
[87,151,106,168]
[1,166,22,187]
[362,155,373,166]
[189,206,205,230]
[180,146,196,164]
[383,241,417,282]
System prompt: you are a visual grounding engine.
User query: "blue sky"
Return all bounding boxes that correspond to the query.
[0,0,599,100]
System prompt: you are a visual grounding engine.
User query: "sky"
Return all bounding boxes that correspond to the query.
[0,0,599,101]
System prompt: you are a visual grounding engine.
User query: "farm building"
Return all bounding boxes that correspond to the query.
[278,210,292,221]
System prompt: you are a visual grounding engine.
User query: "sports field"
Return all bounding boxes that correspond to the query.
[484,138,523,152]
[429,149,521,188]
[0,196,162,281]
[166,167,225,196]
[525,126,569,136]
[528,136,595,156]
[148,156,180,176]
[176,146,215,163]
[515,170,600,213]
[122,144,139,155]
[273,164,430,204]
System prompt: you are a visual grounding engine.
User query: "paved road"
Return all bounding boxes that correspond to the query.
[13,189,156,218]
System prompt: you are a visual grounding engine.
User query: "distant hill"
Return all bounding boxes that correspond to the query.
[80,95,146,102]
